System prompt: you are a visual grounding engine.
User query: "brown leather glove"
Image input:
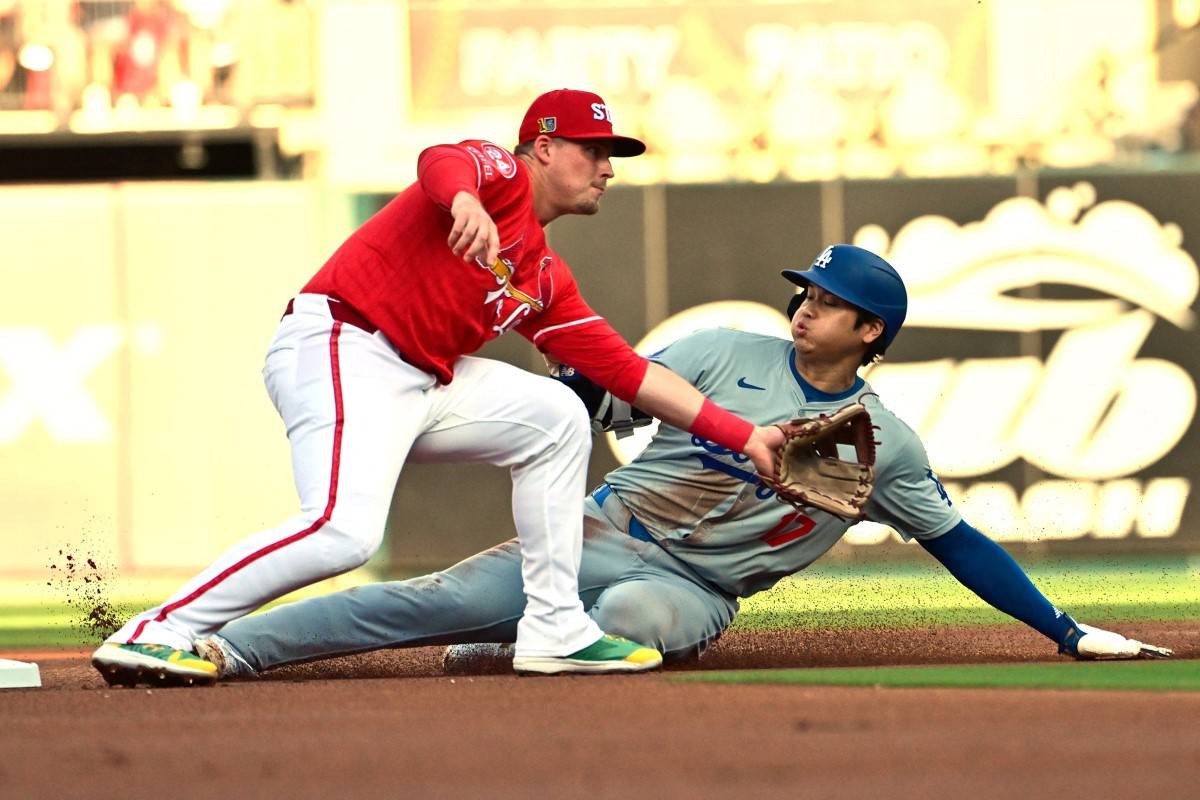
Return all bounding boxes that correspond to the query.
[764,402,877,520]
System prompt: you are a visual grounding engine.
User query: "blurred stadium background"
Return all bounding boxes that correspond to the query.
[2,0,1199,596]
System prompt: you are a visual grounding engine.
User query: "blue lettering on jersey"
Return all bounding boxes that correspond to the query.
[694,453,757,483]
[690,437,777,500]
[926,468,952,506]
[736,377,766,391]
[691,435,751,463]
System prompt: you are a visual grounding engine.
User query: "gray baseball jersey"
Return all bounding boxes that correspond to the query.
[608,327,960,597]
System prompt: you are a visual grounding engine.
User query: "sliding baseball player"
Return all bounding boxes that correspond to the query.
[188,245,1171,679]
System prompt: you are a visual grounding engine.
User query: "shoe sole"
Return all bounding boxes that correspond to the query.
[91,647,217,688]
[511,655,663,675]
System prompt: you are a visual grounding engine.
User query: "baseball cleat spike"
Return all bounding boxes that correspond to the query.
[112,671,139,689]
[99,664,136,688]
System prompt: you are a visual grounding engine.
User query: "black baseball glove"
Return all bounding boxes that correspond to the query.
[550,363,652,438]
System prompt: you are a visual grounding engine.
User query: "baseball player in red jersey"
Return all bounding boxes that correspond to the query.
[92,89,785,684]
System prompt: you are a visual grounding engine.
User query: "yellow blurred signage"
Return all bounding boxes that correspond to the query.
[409,1,985,105]
[406,1,987,179]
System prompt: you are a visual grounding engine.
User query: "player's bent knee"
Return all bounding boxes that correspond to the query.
[540,379,592,439]
[316,519,385,572]
[591,588,676,652]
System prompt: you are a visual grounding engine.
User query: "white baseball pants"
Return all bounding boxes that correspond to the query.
[107,293,604,658]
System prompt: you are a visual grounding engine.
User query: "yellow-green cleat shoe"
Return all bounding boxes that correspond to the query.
[512,634,663,675]
[91,642,218,688]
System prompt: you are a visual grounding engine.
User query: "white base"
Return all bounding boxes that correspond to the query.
[0,659,41,688]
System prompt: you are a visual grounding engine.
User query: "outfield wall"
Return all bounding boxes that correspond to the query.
[0,183,349,576]
[1,171,1198,577]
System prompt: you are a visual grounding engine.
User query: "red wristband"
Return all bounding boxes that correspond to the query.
[690,398,754,454]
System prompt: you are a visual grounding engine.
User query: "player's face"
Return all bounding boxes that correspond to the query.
[790,284,883,363]
[544,138,615,215]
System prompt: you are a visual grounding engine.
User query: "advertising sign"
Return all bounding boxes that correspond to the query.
[404,1,987,180]
[603,179,1199,548]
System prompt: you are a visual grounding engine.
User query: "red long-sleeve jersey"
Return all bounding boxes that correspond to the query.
[303,139,647,401]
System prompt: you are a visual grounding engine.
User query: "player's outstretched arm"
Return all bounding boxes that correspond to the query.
[918,520,1172,659]
[633,362,784,479]
[530,319,780,474]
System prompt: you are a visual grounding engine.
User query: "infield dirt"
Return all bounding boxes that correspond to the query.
[2,621,1198,799]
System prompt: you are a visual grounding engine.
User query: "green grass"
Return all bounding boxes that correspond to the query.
[0,570,374,649]
[0,596,333,649]
[1,555,1197,650]
[673,659,1200,692]
[732,556,1200,632]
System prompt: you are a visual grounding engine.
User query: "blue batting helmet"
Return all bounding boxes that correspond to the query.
[782,244,908,349]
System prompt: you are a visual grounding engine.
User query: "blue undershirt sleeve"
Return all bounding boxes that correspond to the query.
[918,520,1077,648]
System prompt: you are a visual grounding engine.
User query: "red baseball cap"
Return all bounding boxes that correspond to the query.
[518,89,646,157]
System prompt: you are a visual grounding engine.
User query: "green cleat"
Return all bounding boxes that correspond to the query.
[512,634,663,675]
[91,642,218,688]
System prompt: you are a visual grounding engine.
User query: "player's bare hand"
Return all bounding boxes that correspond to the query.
[743,425,785,481]
[448,191,500,265]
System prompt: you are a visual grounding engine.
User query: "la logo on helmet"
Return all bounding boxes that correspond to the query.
[814,246,834,269]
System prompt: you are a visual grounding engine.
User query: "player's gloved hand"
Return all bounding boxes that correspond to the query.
[763,403,876,519]
[549,362,652,438]
[1058,618,1174,660]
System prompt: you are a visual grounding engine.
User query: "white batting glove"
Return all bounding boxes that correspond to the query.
[1068,622,1173,660]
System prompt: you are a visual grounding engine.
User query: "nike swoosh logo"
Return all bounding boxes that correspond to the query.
[737,377,766,391]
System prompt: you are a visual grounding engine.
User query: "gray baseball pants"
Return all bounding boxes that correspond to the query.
[216,488,739,671]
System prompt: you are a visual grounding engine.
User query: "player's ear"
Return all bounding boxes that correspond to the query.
[860,317,884,345]
[532,135,556,164]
